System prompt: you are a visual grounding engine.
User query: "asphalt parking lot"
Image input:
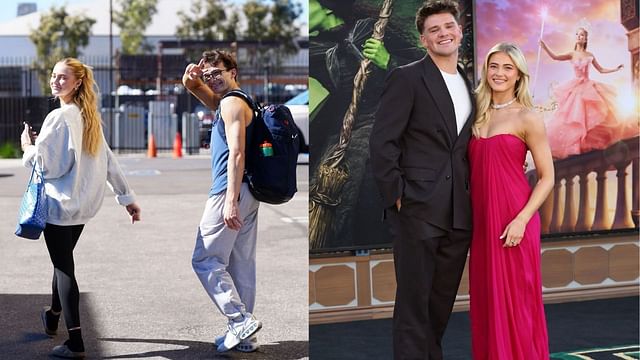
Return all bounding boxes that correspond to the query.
[0,153,309,359]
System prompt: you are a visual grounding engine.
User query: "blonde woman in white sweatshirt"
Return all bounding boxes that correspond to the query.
[20,58,141,359]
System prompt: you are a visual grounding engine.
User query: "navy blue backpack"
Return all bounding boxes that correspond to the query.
[222,90,299,204]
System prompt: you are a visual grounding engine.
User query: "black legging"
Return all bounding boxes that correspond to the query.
[43,223,85,330]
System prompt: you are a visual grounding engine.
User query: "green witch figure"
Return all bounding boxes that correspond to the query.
[309,0,426,250]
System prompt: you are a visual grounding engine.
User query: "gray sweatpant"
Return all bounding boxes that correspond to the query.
[192,183,259,320]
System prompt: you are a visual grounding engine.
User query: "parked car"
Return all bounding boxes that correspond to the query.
[253,84,306,104]
[195,105,214,148]
[284,90,309,153]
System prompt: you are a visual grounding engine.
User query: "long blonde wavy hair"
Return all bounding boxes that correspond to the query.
[473,42,533,137]
[58,58,103,156]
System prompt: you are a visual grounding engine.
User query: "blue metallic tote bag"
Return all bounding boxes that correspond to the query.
[15,164,48,240]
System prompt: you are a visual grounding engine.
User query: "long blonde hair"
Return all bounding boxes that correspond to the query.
[59,58,103,156]
[473,42,533,137]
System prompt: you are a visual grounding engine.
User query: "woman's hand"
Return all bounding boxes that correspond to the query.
[20,123,35,151]
[500,217,527,248]
[125,203,141,224]
[539,39,547,49]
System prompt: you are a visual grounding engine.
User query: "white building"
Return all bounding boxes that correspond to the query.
[0,0,308,59]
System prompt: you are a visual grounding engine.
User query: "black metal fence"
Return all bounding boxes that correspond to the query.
[0,44,308,150]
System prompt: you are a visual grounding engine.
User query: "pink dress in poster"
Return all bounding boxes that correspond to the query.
[546,55,631,159]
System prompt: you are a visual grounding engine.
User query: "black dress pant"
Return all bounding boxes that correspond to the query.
[386,209,470,360]
[43,223,85,330]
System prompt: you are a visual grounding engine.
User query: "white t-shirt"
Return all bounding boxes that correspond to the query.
[440,70,471,134]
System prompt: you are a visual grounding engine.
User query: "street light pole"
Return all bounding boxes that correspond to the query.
[109,0,114,143]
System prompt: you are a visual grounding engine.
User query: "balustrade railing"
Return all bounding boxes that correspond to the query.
[527,136,639,234]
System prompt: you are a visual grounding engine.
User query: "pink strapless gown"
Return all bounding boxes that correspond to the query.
[468,134,549,360]
[546,56,634,159]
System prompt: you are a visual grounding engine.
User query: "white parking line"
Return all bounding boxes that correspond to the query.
[124,169,162,176]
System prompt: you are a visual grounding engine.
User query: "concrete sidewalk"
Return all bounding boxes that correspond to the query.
[0,154,309,359]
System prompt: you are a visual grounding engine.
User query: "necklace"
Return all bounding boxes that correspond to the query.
[491,98,516,110]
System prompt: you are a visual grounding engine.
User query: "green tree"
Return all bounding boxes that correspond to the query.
[175,0,302,66]
[243,0,270,41]
[29,6,95,95]
[113,0,159,55]
[266,0,302,55]
[241,1,270,68]
[243,0,302,67]
[175,0,228,41]
[175,0,301,45]
[222,11,240,41]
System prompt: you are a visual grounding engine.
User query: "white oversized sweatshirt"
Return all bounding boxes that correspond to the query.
[22,103,135,226]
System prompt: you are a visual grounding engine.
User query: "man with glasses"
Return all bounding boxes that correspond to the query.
[182,50,262,353]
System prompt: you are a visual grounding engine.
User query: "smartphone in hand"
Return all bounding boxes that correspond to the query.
[22,121,36,145]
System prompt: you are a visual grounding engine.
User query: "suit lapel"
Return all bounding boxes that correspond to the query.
[421,55,457,146]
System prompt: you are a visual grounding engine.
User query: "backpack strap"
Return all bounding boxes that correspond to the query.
[221,90,260,172]
[222,89,260,114]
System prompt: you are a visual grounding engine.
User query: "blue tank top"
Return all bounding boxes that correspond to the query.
[209,93,255,196]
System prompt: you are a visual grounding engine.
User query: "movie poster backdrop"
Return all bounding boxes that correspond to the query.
[309,0,638,253]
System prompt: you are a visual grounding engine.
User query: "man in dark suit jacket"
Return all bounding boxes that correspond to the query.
[369,1,475,358]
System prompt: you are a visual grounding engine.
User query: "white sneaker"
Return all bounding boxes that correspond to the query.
[214,333,259,352]
[217,314,262,352]
[51,344,85,358]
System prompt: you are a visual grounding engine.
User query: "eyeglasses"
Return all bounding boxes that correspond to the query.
[202,69,230,82]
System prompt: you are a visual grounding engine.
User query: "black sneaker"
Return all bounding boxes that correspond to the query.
[40,307,58,337]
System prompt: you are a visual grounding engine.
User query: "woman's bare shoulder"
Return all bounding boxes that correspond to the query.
[516,107,545,135]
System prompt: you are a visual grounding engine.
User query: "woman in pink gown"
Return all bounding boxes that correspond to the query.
[540,27,628,159]
[468,42,555,359]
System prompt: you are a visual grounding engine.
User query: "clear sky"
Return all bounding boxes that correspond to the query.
[0,0,309,28]
[1,0,85,22]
